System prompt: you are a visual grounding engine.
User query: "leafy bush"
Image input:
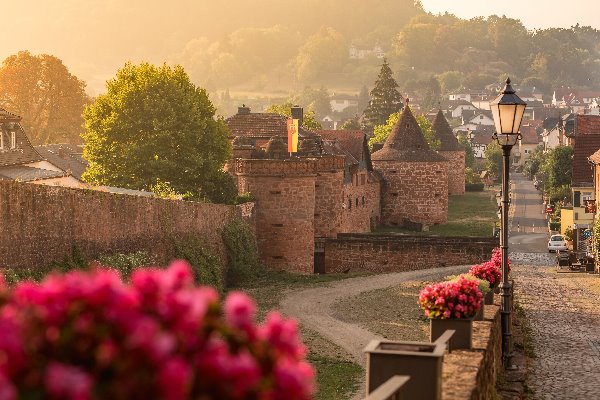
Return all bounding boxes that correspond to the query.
[169,234,225,291]
[222,219,264,287]
[97,251,153,279]
[235,192,256,204]
[549,221,561,231]
[0,261,315,399]
[465,183,485,191]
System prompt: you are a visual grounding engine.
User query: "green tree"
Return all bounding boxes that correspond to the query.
[340,118,361,130]
[523,145,545,179]
[295,27,346,83]
[0,51,89,144]
[357,85,370,115]
[291,86,331,119]
[363,59,404,128]
[265,102,322,130]
[368,109,439,150]
[541,145,573,191]
[456,132,475,168]
[484,141,503,180]
[82,62,234,203]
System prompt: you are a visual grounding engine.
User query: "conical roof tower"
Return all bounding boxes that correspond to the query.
[371,106,445,162]
[432,110,461,151]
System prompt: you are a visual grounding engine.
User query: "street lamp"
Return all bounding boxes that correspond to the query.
[490,78,526,370]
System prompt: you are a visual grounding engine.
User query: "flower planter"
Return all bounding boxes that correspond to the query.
[430,318,473,350]
[484,290,494,305]
[364,339,445,400]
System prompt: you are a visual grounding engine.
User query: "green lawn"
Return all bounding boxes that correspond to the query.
[376,190,498,237]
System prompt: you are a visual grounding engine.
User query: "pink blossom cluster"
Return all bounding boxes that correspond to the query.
[418,276,483,319]
[469,248,510,288]
[0,261,315,400]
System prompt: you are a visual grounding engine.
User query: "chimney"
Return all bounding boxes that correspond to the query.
[291,105,303,127]
[238,104,251,115]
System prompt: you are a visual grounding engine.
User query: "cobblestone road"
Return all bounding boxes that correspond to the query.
[513,259,600,399]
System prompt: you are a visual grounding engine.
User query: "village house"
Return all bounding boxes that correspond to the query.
[329,93,359,113]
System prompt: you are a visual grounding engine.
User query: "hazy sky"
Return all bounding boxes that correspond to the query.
[420,0,600,30]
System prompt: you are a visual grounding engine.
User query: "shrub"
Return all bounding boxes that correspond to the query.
[465,183,485,192]
[169,234,225,291]
[447,273,490,294]
[96,251,154,279]
[221,219,264,287]
[235,192,256,205]
[0,261,315,399]
[418,275,483,319]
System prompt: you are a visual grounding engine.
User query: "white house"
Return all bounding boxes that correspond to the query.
[330,94,359,113]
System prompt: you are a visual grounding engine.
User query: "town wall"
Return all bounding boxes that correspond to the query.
[374,160,449,226]
[235,158,316,274]
[441,150,466,195]
[340,175,381,233]
[0,180,242,270]
[324,233,497,273]
[314,156,345,238]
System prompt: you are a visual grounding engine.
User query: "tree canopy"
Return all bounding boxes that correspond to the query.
[265,102,322,130]
[82,62,234,203]
[363,59,404,128]
[368,109,439,151]
[0,51,89,144]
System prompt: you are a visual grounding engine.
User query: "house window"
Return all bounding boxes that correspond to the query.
[574,191,581,207]
[10,132,15,149]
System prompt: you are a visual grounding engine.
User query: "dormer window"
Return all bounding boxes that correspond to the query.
[10,132,15,149]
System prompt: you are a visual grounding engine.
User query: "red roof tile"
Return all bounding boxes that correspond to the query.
[225,112,315,139]
[576,115,600,135]
[520,125,539,145]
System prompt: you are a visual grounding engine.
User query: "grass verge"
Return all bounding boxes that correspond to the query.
[375,190,498,236]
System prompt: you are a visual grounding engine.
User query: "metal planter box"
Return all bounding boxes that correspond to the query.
[364,340,445,400]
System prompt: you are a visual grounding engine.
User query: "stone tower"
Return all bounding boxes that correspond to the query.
[234,158,317,274]
[371,107,448,227]
[433,110,465,195]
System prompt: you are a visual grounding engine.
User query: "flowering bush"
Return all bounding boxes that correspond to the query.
[418,276,483,319]
[447,273,490,294]
[0,261,315,400]
[469,248,510,288]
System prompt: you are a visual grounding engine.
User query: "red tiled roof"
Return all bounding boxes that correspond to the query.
[0,122,43,167]
[225,112,315,139]
[471,132,493,146]
[520,125,539,145]
[318,130,364,161]
[432,110,461,151]
[576,115,600,135]
[572,135,600,187]
[589,148,600,164]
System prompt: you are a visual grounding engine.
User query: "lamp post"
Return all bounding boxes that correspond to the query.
[490,78,526,369]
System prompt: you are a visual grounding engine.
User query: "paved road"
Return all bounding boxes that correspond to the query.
[509,173,549,253]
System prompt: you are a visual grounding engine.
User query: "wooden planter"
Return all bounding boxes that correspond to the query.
[430,318,473,350]
[484,290,494,305]
[364,340,445,400]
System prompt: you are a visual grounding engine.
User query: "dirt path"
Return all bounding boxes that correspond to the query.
[280,265,470,364]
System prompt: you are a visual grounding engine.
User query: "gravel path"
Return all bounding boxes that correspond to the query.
[513,262,600,399]
[280,265,470,364]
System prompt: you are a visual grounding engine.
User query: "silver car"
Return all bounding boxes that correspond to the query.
[548,234,567,253]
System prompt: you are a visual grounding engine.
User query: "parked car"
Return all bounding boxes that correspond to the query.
[548,234,567,253]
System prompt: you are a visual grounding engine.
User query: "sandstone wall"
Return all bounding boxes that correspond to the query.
[340,176,381,233]
[235,159,316,274]
[324,233,497,273]
[374,160,449,226]
[314,156,345,238]
[0,180,240,270]
[440,150,465,195]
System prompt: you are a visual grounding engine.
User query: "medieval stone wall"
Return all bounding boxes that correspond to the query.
[374,160,449,226]
[0,181,241,270]
[235,159,316,274]
[440,150,465,195]
[324,233,497,273]
[314,156,345,238]
[340,175,381,233]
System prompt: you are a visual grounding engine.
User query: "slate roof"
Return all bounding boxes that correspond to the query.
[35,144,87,179]
[432,110,461,151]
[0,122,43,167]
[225,111,317,140]
[0,165,65,182]
[318,130,373,171]
[471,132,494,146]
[371,106,446,162]
[572,135,600,187]
[0,108,21,120]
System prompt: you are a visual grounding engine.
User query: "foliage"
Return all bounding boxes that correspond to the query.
[593,216,600,261]
[234,192,256,205]
[82,62,234,204]
[564,226,573,241]
[150,179,183,200]
[309,355,362,400]
[465,183,485,192]
[168,234,225,291]
[363,59,404,128]
[340,118,362,130]
[465,167,482,184]
[543,146,573,190]
[0,51,89,144]
[221,219,264,287]
[265,102,322,130]
[368,109,439,151]
[447,274,490,294]
[290,86,332,119]
[96,251,153,279]
[468,248,509,289]
[296,27,347,83]
[548,184,571,203]
[456,133,475,168]
[0,261,315,399]
[484,141,503,180]
[522,145,545,179]
[418,276,483,319]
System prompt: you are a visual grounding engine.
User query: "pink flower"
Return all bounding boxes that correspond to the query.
[158,357,192,400]
[45,362,92,400]
[224,291,256,332]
